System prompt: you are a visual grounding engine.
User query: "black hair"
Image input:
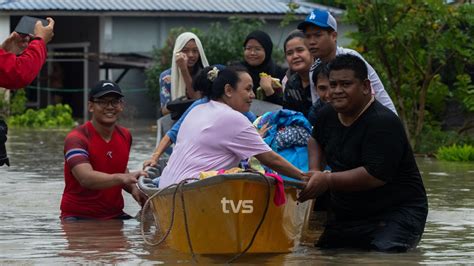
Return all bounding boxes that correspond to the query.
[328,54,368,81]
[243,30,273,65]
[192,66,215,95]
[302,24,335,34]
[311,62,330,86]
[205,65,249,100]
[283,30,305,53]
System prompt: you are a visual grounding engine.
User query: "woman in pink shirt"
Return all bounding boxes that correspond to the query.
[158,66,308,188]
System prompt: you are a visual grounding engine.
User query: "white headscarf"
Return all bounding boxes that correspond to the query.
[170,32,209,100]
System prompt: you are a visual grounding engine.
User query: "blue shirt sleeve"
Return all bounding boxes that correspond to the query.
[166,97,209,143]
[242,111,257,123]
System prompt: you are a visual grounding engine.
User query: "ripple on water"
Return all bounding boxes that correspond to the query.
[1,128,474,264]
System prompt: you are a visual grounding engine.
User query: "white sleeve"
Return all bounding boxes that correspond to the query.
[309,59,322,103]
[366,62,398,115]
[338,47,398,115]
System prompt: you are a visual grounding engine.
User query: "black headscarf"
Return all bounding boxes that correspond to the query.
[242,30,286,92]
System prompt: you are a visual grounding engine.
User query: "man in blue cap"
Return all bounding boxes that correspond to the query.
[297,8,397,114]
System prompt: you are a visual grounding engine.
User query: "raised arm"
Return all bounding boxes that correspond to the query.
[175,52,198,99]
[143,134,172,168]
[0,18,55,89]
[308,136,325,172]
[298,166,385,202]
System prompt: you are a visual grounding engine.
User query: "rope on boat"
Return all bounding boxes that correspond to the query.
[226,171,272,263]
[139,172,273,264]
[139,178,199,247]
[179,180,197,261]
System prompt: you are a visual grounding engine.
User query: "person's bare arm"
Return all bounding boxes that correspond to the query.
[0,32,29,55]
[122,168,148,206]
[143,134,172,168]
[255,150,307,180]
[298,167,385,202]
[71,163,147,190]
[259,76,275,96]
[1,17,54,55]
[0,17,55,89]
[308,136,325,172]
[175,53,198,99]
[161,106,170,116]
[34,17,55,44]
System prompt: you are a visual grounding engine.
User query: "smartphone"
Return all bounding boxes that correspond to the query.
[14,16,48,36]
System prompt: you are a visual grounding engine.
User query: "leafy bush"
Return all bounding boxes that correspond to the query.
[454,74,474,113]
[436,144,474,162]
[0,88,27,117]
[10,89,27,115]
[8,104,76,128]
[415,123,474,155]
[344,1,474,148]
[0,90,7,117]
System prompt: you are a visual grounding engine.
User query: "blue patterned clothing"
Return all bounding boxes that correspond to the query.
[159,68,172,108]
[254,109,312,179]
[256,109,312,151]
[275,125,311,149]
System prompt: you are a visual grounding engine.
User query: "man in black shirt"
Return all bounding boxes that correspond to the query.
[299,54,428,252]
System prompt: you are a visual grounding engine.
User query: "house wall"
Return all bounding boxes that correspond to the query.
[0,15,9,41]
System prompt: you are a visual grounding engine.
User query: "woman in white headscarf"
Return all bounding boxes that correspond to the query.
[159,32,209,115]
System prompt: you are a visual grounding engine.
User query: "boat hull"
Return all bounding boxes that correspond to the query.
[140,174,303,254]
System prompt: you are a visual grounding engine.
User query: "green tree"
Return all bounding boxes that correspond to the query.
[201,17,264,67]
[454,74,474,134]
[343,1,474,150]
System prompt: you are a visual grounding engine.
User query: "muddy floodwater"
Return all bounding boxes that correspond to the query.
[1,124,473,264]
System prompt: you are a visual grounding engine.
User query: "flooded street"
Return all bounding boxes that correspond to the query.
[1,123,473,264]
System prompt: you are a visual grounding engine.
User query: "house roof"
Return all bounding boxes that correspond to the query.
[0,0,343,16]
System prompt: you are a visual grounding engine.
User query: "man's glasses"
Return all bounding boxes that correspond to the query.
[91,98,123,108]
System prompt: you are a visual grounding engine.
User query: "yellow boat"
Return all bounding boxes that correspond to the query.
[138,173,309,254]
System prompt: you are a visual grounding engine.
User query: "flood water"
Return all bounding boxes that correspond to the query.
[1,122,473,264]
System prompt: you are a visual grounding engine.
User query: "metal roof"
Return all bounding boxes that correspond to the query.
[0,0,327,15]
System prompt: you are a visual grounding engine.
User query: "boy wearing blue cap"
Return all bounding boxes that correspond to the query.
[298,9,397,114]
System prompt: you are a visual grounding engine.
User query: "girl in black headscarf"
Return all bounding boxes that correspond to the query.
[242,30,287,103]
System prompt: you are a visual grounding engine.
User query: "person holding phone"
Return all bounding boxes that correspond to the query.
[0,17,55,90]
[0,17,54,167]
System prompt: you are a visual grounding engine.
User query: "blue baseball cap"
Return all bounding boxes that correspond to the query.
[297,9,337,32]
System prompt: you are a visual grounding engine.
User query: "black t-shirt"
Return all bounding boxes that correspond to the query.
[282,73,312,117]
[262,72,312,115]
[312,101,428,221]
